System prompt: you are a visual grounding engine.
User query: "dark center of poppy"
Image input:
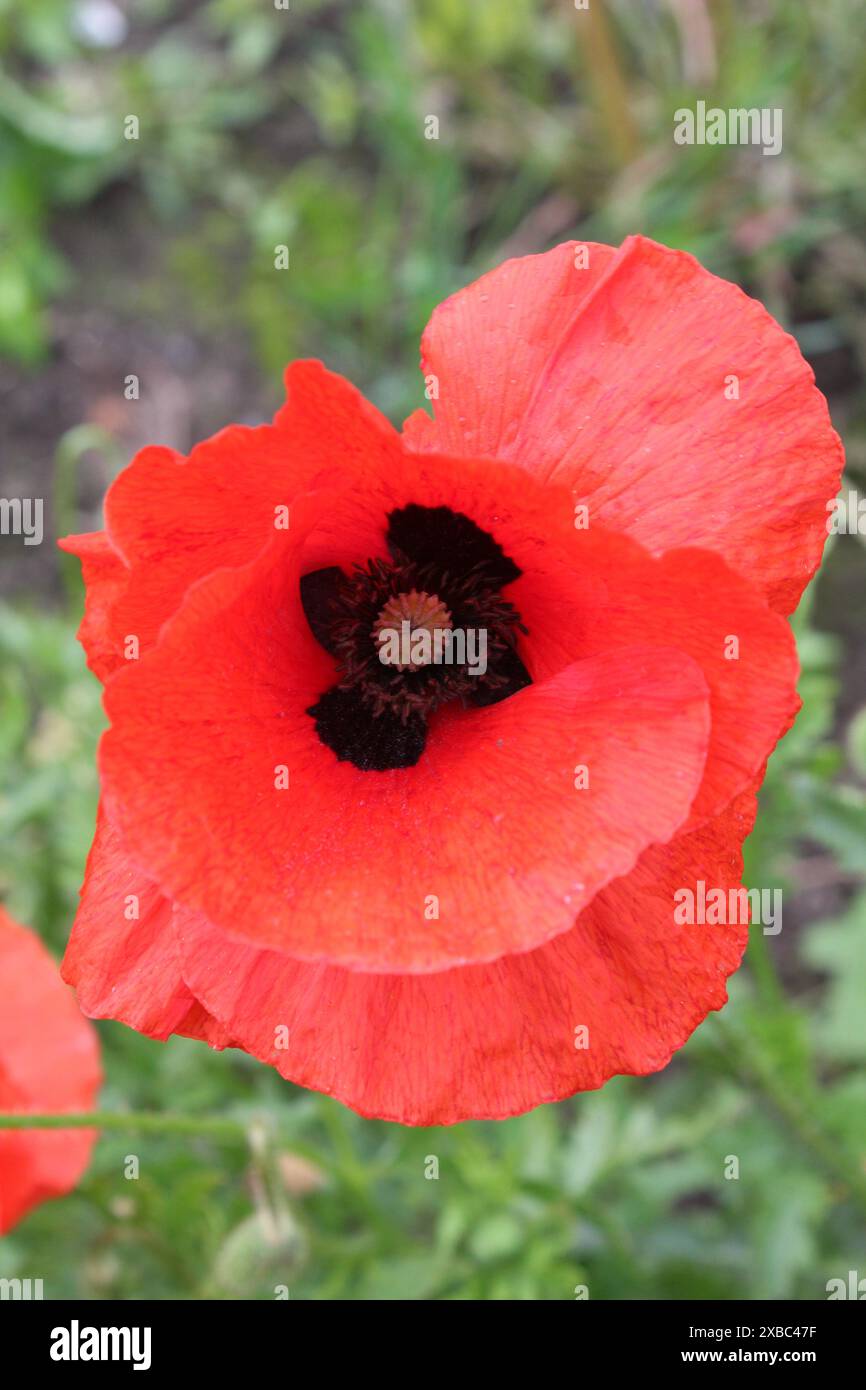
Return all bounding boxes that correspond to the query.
[301,504,531,771]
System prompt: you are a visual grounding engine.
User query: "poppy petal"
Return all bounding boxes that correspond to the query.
[404,235,843,614]
[506,526,800,826]
[173,790,756,1125]
[403,239,618,461]
[63,807,212,1040]
[61,810,234,1048]
[0,906,102,1233]
[59,364,405,673]
[57,530,129,683]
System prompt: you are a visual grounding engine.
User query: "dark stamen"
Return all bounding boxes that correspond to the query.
[303,505,530,770]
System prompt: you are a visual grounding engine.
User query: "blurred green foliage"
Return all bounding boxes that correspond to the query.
[1,0,865,1299]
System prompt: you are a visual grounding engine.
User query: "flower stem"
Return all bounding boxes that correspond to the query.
[0,1111,249,1140]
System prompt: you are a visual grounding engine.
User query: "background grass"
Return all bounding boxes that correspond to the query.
[1,0,865,1299]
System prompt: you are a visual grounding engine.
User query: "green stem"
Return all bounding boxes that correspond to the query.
[0,1111,249,1140]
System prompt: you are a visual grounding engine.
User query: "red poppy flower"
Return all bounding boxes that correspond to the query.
[0,906,101,1233]
[60,236,842,1124]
